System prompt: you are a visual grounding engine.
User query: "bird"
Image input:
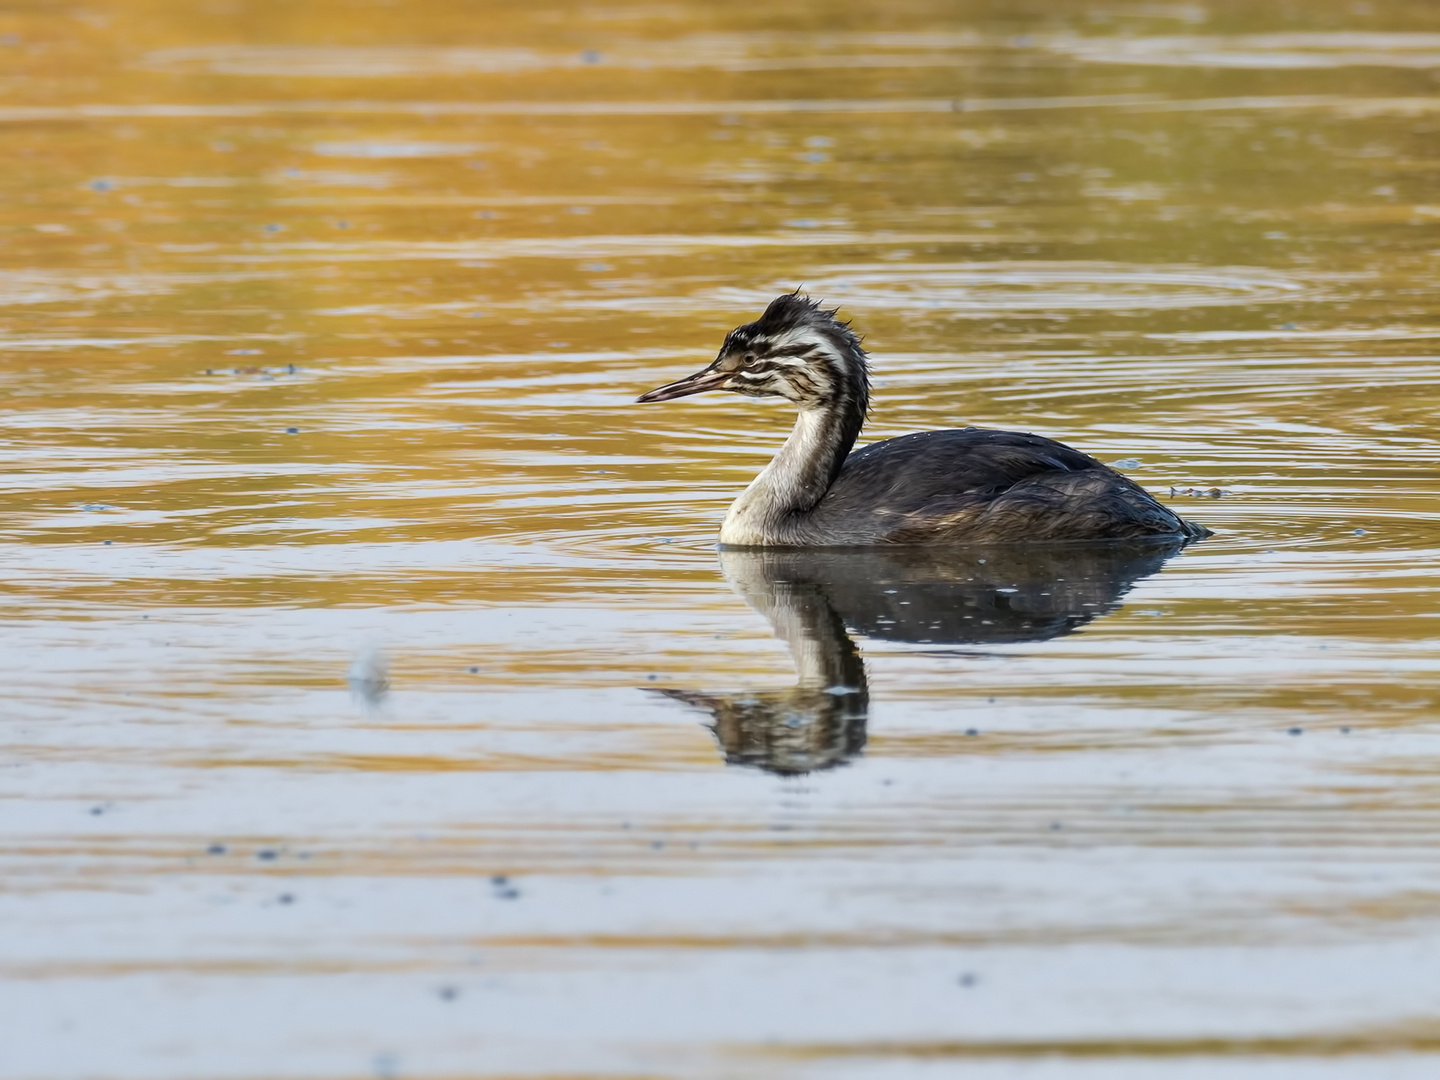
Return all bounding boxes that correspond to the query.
[637,291,1211,547]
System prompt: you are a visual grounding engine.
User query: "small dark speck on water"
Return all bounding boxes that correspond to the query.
[1354,528,1367,535]
[256,849,278,861]
[206,843,227,855]
[436,986,459,1001]
[1050,822,1063,830]
[89,178,112,191]
[966,728,979,736]
[1341,727,1352,734]
[491,875,508,886]
[882,778,894,786]
[278,893,295,904]
[652,840,665,850]
[89,806,105,816]
[1288,727,1304,736]
[496,887,520,900]
[580,49,603,64]
[285,427,300,434]
[468,666,480,674]
[646,673,658,681]
[263,223,284,233]
[102,540,112,545]
[1280,322,1299,330]
[959,973,979,987]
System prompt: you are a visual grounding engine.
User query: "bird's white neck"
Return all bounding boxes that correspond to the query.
[719,401,855,546]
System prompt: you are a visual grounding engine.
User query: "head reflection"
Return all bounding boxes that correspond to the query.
[654,541,1184,776]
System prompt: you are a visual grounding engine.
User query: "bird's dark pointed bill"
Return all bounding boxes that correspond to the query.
[636,365,728,403]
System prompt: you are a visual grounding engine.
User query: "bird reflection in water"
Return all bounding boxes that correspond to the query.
[653,541,1185,776]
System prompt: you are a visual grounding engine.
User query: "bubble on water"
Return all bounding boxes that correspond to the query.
[348,646,390,709]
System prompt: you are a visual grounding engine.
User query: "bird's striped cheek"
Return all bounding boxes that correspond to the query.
[725,369,775,395]
[725,361,833,401]
[777,367,830,402]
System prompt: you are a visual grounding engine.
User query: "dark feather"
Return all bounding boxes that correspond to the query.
[797,428,1211,545]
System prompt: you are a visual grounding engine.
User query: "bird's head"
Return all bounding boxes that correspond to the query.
[637,291,869,409]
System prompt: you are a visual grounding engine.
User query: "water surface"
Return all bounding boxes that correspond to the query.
[5,1,1440,1077]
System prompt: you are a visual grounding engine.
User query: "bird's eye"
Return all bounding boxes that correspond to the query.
[742,352,758,367]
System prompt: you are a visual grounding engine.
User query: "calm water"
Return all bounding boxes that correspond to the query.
[6,2,1440,1076]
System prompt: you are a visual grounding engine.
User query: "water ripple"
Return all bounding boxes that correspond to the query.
[708,262,1317,313]
[1049,32,1440,70]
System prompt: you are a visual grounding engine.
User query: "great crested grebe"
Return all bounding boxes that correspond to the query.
[638,292,1211,547]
